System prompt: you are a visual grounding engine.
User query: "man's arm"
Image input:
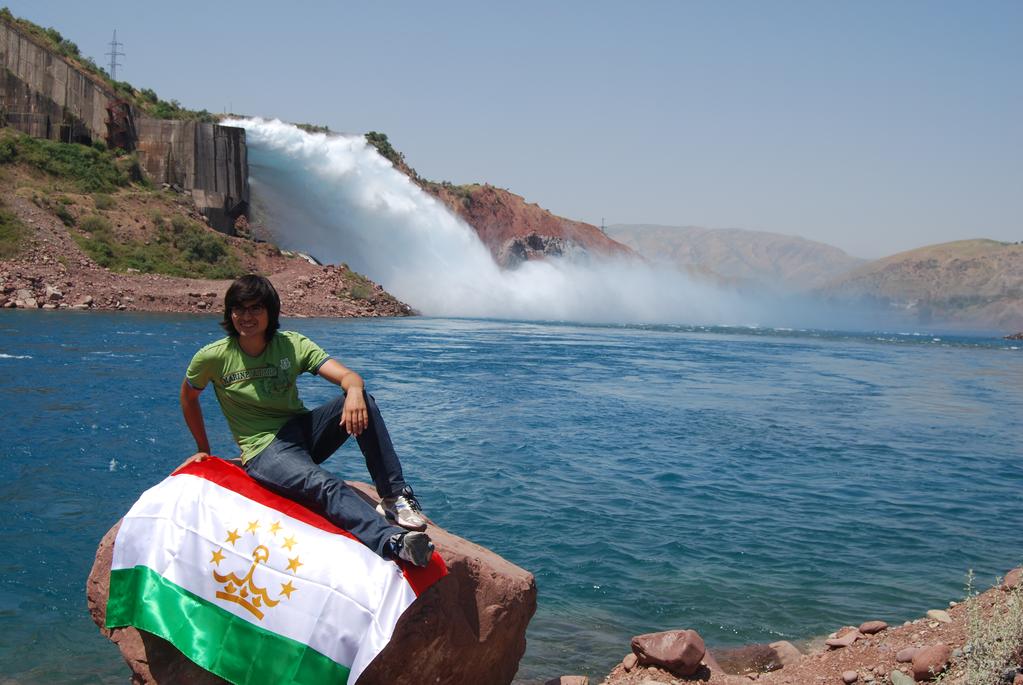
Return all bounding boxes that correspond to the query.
[317,359,369,436]
[180,379,212,458]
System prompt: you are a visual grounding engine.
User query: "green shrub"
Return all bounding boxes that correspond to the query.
[55,204,75,226]
[0,138,16,164]
[93,193,114,210]
[336,270,378,301]
[149,211,166,232]
[170,215,190,234]
[0,200,27,259]
[80,214,112,235]
[349,283,374,300]
[295,123,331,134]
[181,228,227,263]
[365,132,403,167]
[936,570,1023,684]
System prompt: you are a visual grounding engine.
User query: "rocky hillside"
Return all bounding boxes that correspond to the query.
[818,239,1023,330]
[365,133,634,268]
[608,224,865,291]
[0,129,410,317]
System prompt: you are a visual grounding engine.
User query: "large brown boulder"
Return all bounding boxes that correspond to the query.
[631,629,707,676]
[86,480,537,685]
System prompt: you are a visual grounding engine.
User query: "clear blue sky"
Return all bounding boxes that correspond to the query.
[5,1,1021,258]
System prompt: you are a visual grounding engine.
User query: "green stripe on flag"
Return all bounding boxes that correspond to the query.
[106,566,351,685]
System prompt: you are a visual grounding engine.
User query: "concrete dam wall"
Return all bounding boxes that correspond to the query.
[0,18,248,233]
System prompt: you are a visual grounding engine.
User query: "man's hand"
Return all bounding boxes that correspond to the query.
[341,389,369,436]
[175,452,210,472]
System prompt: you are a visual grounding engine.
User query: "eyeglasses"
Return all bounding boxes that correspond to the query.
[232,304,266,317]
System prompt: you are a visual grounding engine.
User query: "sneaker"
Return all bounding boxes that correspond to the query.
[376,486,428,531]
[394,531,434,567]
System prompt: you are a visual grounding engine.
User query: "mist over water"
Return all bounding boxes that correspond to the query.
[234,118,875,329]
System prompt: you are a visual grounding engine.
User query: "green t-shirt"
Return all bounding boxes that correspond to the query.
[185,331,330,463]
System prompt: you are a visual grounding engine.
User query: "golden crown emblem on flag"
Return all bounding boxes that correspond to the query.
[209,519,300,621]
[213,544,281,620]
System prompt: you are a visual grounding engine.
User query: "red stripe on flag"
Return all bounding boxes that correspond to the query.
[174,457,447,592]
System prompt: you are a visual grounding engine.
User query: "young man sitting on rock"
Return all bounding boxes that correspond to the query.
[179,274,433,566]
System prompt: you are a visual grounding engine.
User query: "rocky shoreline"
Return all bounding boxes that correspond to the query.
[542,567,1022,685]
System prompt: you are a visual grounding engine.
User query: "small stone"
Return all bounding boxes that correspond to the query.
[1002,568,1022,591]
[769,641,803,667]
[859,621,888,635]
[41,303,57,309]
[45,285,63,300]
[1013,673,1023,685]
[890,671,914,685]
[543,677,588,685]
[896,647,919,663]
[926,610,952,624]
[826,631,862,649]
[623,653,638,672]
[912,643,950,681]
[842,670,858,683]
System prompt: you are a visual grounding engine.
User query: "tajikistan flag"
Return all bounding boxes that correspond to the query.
[106,457,447,684]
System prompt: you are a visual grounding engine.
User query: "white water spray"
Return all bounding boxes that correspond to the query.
[231,118,817,326]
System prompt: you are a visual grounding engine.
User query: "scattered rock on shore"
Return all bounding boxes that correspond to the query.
[596,567,1023,685]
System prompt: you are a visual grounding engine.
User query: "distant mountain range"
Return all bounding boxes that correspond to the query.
[608,224,1023,331]
[608,224,864,290]
[820,239,1023,330]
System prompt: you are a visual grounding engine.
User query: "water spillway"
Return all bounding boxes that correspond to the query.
[234,118,754,324]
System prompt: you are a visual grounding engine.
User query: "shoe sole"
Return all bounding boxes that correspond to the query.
[376,503,428,532]
[400,533,434,567]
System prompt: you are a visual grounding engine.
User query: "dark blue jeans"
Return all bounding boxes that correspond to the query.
[243,391,408,557]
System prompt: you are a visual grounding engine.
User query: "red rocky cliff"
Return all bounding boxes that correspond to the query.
[373,138,635,268]
[424,182,636,268]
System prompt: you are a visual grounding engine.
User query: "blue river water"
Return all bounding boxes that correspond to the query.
[1,311,1021,683]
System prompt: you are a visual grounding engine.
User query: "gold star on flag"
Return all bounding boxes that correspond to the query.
[279,580,297,599]
[210,548,226,566]
[246,519,260,534]
[287,556,303,573]
[269,521,282,536]
[282,535,297,551]
[225,529,241,546]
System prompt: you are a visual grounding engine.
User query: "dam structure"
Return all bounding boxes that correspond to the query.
[0,16,248,233]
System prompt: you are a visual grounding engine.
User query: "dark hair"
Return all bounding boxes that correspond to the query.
[221,274,281,342]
